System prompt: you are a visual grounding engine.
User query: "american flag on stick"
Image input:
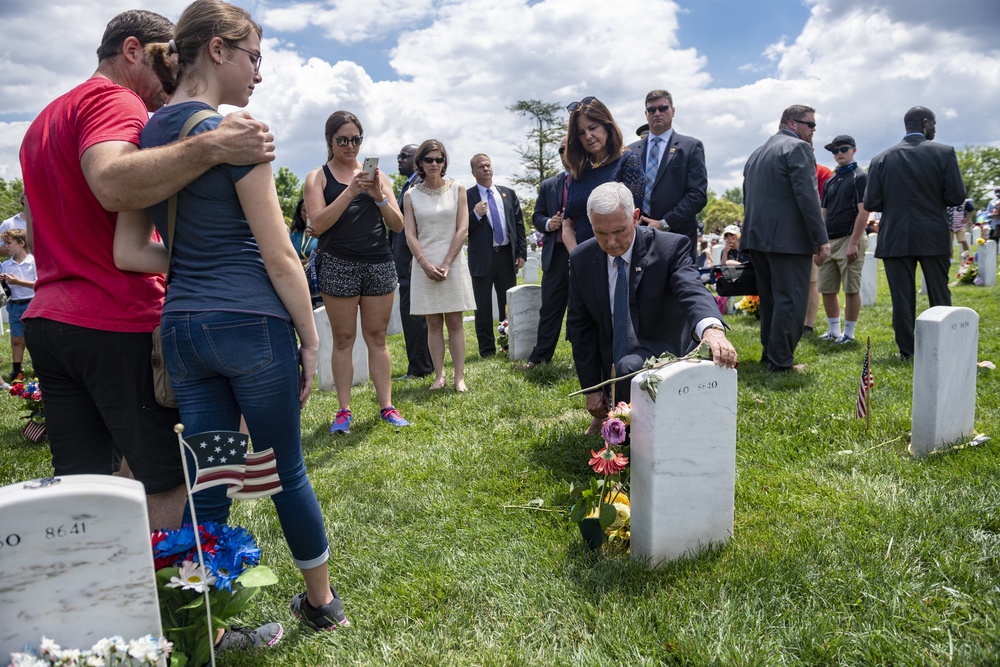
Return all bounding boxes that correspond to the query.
[178,428,283,500]
[855,337,874,422]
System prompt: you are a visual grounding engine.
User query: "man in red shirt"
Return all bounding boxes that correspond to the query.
[19,9,274,530]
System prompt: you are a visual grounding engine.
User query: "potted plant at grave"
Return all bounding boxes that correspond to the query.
[497,319,509,354]
[9,378,45,442]
[956,256,978,284]
[568,402,631,549]
[735,295,760,319]
[151,522,277,667]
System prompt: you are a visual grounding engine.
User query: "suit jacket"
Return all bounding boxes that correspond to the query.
[532,171,569,272]
[741,130,828,255]
[390,174,421,277]
[467,183,527,276]
[627,131,708,235]
[566,226,720,392]
[864,135,966,258]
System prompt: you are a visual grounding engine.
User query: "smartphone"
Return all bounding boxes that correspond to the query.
[362,156,379,179]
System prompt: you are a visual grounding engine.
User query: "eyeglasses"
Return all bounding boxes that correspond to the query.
[334,135,364,147]
[792,118,816,129]
[230,45,262,73]
[421,156,445,164]
[830,146,853,154]
[566,96,597,112]
[646,104,671,114]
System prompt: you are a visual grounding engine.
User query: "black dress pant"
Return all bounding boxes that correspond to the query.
[749,250,812,371]
[397,276,433,376]
[528,242,570,364]
[882,255,951,358]
[472,245,517,356]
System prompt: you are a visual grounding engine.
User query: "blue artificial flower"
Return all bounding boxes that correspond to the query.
[217,524,261,567]
[205,551,242,592]
[153,523,198,565]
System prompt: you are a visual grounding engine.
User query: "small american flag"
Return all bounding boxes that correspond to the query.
[181,430,282,500]
[855,339,874,420]
[22,419,46,442]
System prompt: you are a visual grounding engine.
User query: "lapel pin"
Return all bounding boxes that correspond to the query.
[669,147,677,154]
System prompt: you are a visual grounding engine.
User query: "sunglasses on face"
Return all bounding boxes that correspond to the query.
[558,147,566,154]
[792,119,816,129]
[397,153,414,160]
[422,156,445,164]
[334,135,364,147]
[566,96,597,112]
[646,104,671,114]
[830,146,853,154]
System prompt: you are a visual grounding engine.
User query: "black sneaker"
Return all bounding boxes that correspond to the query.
[216,623,283,651]
[289,587,350,631]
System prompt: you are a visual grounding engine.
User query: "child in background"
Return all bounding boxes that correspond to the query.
[1,228,36,387]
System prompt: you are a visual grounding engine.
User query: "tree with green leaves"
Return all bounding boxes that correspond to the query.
[957,146,1000,207]
[0,177,25,221]
[722,186,743,206]
[507,100,566,192]
[274,166,302,225]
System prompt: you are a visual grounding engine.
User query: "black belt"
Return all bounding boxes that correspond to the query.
[8,298,31,305]
[492,244,510,253]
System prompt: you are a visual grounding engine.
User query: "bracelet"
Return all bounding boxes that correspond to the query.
[375,196,389,208]
[415,255,424,264]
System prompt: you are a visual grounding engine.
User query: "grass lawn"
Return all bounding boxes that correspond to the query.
[2,258,999,666]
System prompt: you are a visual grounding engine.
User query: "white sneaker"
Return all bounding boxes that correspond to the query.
[835,334,857,345]
[818,331,839,341]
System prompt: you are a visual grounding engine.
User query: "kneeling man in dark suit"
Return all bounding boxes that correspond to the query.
[567,182,738,432]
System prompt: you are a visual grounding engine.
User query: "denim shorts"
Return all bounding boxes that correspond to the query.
[6,299,30,337]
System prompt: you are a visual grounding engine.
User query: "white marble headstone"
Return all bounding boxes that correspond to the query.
[972,227,981,243]
[387,286,403,336]
[860,252,877,307]
[867,233,877,254]
[980,240,997,286]
[522,256,540,284]
[711,245,723,266]
[630,360,737,566]
[313,306,369,391]
[911,306,979,455]
[919,268,929,295]
[506,285,541,361]
[0,476,162,660]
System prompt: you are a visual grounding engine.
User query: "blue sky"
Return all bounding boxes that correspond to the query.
[1,0,998,199]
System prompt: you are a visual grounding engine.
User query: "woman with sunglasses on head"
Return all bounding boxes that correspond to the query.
[402,140,476,392]
[114,0,348,640]
[561,97,645,252]
[303,111,410,433]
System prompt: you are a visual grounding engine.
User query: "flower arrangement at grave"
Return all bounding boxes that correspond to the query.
[569,401,631,549]
[735,295,760,316]
[497,319,509,354]
[7,635,173,666]
[977,237,986,246]
[9,378,45,442]
[956,257,978,284]
[151,521,277,667]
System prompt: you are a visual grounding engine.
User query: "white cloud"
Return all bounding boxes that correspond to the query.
[2,0,999,201]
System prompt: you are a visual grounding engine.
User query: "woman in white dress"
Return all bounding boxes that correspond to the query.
[402,140,475,392]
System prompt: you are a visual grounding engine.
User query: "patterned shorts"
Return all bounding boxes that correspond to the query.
[316,251,397,298]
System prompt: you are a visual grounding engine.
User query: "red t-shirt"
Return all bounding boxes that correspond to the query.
[816,164,833,199]
[19,77,165,333]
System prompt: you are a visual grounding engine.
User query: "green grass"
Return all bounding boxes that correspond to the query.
[3,257,1000,666]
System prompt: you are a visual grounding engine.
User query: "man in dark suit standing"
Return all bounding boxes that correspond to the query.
[526,136,571,369]
[628,89,708,259]
[567,182,737,432]
[467,153,526,357]
[389,144,433,378]
[742,104,831,372]
[865,106,966,359]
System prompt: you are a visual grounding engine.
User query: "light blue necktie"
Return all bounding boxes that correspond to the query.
[612,256,629,364]
[486,188,504,245]
[642,137,661,215]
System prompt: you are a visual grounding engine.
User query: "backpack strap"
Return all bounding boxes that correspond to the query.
[165,109,222,281]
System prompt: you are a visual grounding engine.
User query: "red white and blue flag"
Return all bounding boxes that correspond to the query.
[855,339,874,420]
[180,430,282,500]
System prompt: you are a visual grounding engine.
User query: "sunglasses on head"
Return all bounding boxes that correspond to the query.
[646,104,671,114]
[422,156,445,164]
[792,118,816,129]
[334,135,363,147]
[566,96,597,112]
[830,145,853,154]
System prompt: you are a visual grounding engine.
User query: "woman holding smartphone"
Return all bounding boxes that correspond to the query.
[303,111,409,434]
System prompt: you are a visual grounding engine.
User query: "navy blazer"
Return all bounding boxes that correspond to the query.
[865,135,967,258]
[532,171,569,272]
[566,226,721,393]
[466,184,527,276]
[741,131,827,255]
[628,131,707,236]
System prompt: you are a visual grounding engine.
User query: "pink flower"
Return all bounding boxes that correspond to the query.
[601,417,627,445]
[589,446,629,475]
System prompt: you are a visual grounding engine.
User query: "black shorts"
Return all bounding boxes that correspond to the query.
[316,251,397,298]
[23,318,185,495]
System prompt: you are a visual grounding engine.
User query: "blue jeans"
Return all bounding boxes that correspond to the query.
[162,311,329,569]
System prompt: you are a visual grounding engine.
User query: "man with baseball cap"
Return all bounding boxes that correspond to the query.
[817,135,868,344]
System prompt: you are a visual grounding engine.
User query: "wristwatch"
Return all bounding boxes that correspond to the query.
[659,219,670,231]
[703,323,726,337]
